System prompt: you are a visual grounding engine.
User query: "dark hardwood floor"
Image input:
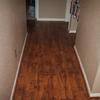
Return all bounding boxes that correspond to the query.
[13,21,100,100]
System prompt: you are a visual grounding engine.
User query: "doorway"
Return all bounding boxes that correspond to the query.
[26,0,72,22]
[26,0,35,20]
[36,0,67,21]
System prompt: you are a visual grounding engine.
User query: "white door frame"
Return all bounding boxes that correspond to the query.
[35,0,39,19]
[65,0,72,22]
[35,0,70,22]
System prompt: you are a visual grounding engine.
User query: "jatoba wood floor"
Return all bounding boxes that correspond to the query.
[13,21,100,100]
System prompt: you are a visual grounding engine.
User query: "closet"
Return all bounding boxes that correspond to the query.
[68,0,80,33]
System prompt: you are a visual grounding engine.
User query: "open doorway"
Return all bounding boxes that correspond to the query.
[26,0,35,20]
[26,0,80,34]
[26,0,36,33]
[36,0,67,21]
[26,0,68,21]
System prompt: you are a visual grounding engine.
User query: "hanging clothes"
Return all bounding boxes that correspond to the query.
[70,0,80,21]
[27,0,35,20]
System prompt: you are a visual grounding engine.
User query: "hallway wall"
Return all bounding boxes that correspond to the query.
[0,0,27,99]
[39,0,66,19]
[75,0,100,93]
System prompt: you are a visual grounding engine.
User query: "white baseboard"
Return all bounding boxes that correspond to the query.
[69,30,76,33]
[10,33,28,100]
[74,46,100,97]
[74,46,91,96]
[37,18,66,22]
[90,93,100,97]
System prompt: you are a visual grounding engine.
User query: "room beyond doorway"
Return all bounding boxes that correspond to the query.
[36,0,67,21]
[26,0,68,21]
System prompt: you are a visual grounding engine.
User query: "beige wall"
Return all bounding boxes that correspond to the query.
[93,64,100,93]
[0,0,27,99]
[92,45,100,93]
[39,0,66,19]
[75,0,100,92]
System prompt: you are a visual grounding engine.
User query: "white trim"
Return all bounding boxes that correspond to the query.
[65,0,72,22]
[69,30,76,33]
[74,46,91,96]
[90,93,100,97]
[10,33,28,100]
[35,0,39,19]
[65,0,68,22]
[65,6,67,22]
[37,18,66,21]
[64,19,68,22]
[74,46,100,97]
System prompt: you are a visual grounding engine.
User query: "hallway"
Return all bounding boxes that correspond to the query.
[13,22,99,100]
